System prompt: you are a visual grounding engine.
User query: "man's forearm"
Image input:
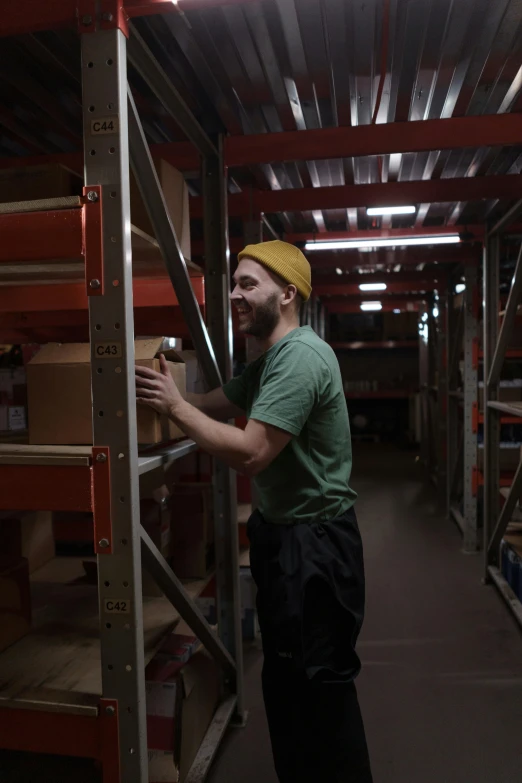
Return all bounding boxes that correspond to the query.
[169,400,252,474]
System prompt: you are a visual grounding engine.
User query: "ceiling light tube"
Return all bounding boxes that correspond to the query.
[304,235,461,251]
[366,206,416,216]
[360,302,383,312]
[359,282,387,292]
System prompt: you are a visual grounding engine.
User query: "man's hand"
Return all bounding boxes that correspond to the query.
[135,354,184,417]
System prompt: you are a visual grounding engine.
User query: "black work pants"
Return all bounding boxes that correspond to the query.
[248,507,373,783]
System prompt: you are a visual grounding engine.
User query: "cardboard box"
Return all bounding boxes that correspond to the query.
[177,351,206,395]
[170,484,214,579]
[0,164,81,204]
[0,512,55,574]
[27,338,187,445]
[478,383,522,410]
[146,638,219,779]
[131,160,191,261]
[148,750,179,783]
[477,445,522,471]
[0,557,31,653]
[197,567,258,640]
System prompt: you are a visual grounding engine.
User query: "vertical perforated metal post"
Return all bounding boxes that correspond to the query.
[418,302,429,468]
[483,231,501,576]
[437,287,449,505]
[203,142,245,721]
[82,29,147,781]
[463,264,479,552]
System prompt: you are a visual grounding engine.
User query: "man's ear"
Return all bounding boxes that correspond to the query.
[282,284,298,307]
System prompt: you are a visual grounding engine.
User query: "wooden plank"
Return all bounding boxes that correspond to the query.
[0,444,92,467]
[0,557,208,713]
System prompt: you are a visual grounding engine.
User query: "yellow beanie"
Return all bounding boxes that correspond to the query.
[237,240,312,301]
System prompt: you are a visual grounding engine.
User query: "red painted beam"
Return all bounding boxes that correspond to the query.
[326,300,421,314]
[0,277,205,313]
[224,114,522,167]
[0,208,83,263]
[286,226,487,244]
[0,0,260,38]
[307,246,477,270]
[193,175,522,216]
[313,279,439,296]
[0,465,93,512]
[0,707,99,758]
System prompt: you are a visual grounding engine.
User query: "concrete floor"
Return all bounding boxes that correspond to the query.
[3,444,522,781]
[208,445,522,783]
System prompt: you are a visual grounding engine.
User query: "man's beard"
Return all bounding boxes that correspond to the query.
[241,293,280,339]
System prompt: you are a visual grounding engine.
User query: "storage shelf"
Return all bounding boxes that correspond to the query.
[487,401,522,419]
[0,557,212,716]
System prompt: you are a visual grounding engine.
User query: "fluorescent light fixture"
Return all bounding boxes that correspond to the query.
[393,309,401,314]
[359,282,387,292]
[433,306,439,318]
[304,234,460,251]
[366,205,416,216]
[335,267,343,275]
[360,302,382,312]
[455,283,465,294]
[421,313,428,322]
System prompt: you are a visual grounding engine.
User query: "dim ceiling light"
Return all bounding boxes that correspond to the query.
[304,235,460,251]
[393,309,401,314]
[360,301,383,312]
[335,267,343,275]
[455,283,465,294]
[366,205,416,216]
[359,282,387,292]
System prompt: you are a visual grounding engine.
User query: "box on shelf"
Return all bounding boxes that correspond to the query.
[148,750,179,783]
[477,445,522,472]
[197,566,258,640]
[27,338,187,445]
[0,556,31,653]
[130,160,191,262]
[0,512,55,574]
[146,636,219,781]
[170,483,214,579]
[0,164,82,204]
[0,367,27,435]
[177,351,206,395]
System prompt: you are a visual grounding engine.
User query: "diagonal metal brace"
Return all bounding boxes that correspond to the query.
[487,456,522,558]
[127,87,222,389]
[140,525,236,679]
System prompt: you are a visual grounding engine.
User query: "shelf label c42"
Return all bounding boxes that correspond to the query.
[104,599,131,614]
[91,116,119,135]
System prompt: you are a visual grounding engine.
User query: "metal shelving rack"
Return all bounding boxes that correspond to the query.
[0,5,243,782]
[447,263,480,552]
[483,202,522,626]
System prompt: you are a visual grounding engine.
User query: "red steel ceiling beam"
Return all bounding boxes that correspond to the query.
[0,0,260,38]
[223,114,522,167]
[325,300,421,314]
[285,227,486,244]
[2,113,522,171]
[192,175,522,216]
[313,279,439,296]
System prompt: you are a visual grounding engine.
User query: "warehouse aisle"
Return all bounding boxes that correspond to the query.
[208,444,522,783]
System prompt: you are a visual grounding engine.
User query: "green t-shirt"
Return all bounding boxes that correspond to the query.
[223,326,357,524]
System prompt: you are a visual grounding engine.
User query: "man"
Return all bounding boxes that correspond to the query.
[136,240,372,783]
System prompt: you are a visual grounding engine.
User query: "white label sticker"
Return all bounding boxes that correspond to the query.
[91,116,119,135]
[104,599,130,614]
[95,342,122,359]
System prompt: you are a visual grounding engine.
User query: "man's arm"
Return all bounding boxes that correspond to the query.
[187,387,244,421]
[136,357,291,476]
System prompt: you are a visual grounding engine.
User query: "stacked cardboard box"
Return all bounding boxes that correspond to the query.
[26,338,187,445]
[0,557,31,653]
[170,483,215,580]
[146,633,219,783]
[0,512,55,574]
[0,367,27,434]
